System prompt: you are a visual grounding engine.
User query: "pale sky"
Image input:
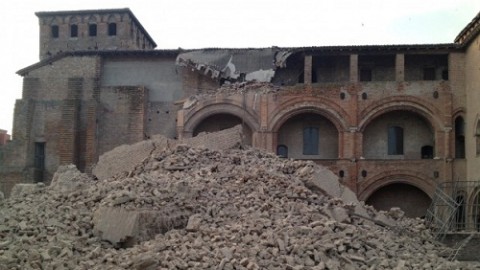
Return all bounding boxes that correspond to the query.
[1,0,479,134]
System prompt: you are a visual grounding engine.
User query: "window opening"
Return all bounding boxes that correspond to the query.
[108,23,117,36]
[455,195,465,231]
[277,145,288,158]
[70,24,78,37]
[311,69,317,83]
[34,142,45,182]
[303,127,319,155]
[455,117,465,159]
[423,67,435,80]
[388,126,404,155]
[360,68,372,82]
[51,25,59,38]
[89,24,97,37]
[442,69,449,80]
[421,145,433,159]
[474,193,480,231]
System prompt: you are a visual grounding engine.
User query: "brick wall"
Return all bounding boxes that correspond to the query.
[97,86,148,156]
[0,130,10,145]
[37,10,155,59]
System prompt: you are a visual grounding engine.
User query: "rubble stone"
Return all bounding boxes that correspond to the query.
[0,128,477,269]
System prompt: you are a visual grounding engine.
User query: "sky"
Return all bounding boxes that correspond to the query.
[0,0,479,134]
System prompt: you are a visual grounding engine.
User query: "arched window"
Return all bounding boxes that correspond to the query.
[51,25,59,38]
[89,24,97,37]
[70,24,78,37]
[276,145,288,158]
[388,126,404,155]
[455,195,465,231]
[108,23,117,36]
[70,17,78,37]
[473,192,480,231]
[303,127,319,155]
[455,117,465,158]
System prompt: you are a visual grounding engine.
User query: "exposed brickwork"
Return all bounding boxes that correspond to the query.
[36,9,156,59]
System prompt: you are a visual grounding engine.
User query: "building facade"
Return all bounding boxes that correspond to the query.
[1,8,480,219]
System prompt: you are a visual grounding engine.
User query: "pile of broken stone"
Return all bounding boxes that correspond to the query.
[0,135,476,269]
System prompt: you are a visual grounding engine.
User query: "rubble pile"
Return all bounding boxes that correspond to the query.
[0,134,476,269]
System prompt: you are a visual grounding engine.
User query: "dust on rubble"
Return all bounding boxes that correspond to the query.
[0,126,477,270]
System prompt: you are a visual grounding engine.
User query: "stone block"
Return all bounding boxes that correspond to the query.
[93,206,189,248]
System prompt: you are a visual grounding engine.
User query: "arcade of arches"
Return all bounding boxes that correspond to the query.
[181,100,459,218]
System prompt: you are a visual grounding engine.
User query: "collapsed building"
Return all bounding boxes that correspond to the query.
[1,8,480,222]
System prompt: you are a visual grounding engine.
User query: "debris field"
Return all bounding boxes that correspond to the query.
[0,126,477,270]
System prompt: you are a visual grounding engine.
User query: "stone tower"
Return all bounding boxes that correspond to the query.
[36,8,157,60]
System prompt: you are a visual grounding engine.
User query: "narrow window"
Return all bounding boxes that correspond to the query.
[51,25,59,38]
[442,69,449,80]
[388,126,404,155]
[89,24,97,37]
[34,142,45,182]
[455,117,465,159]
[70,24,78,37]
[455,195,466,231]
[276,145,288,158]
[303,127,319,155]
[108,23,117,36]
[311,69,317,83]
[360,68,372,82]
[423,67,435,80]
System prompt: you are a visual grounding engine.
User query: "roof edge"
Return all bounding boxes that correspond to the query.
[455,11,480,46]
[17,49,181,76]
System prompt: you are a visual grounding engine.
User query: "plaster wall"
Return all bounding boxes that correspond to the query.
[465,35,480,181]
[363,111,434,159]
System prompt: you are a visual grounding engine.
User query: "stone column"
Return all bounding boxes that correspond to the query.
[395,54,405,82]
[304,55,312,85]
[350,54,358,83]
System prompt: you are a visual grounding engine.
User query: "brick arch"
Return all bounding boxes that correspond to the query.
[358,170,435,201]
[358,97,444,132]
[269,97,350,133]
[452,108,465,121]
[182,101,260,133]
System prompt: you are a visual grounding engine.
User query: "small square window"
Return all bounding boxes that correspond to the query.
[51,25,59,38]
[70,24,78,38]
[89,24,97,37]
[108,23,117,36]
